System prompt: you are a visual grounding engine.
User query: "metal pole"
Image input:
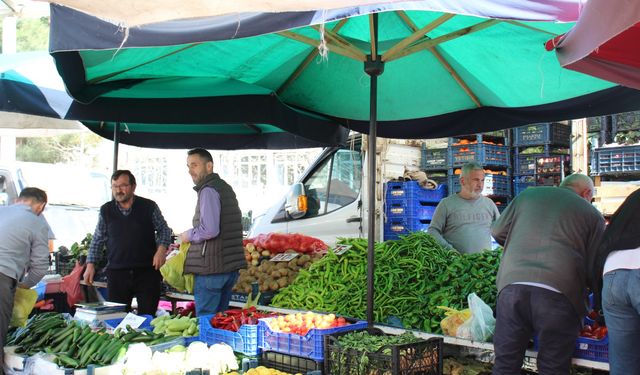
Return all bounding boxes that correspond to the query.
[364,13,384,327]
[113,122,120,173]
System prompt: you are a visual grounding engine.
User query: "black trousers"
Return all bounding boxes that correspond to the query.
[106,267,162,316]
[492,284,581,375]
[0,273,16,375]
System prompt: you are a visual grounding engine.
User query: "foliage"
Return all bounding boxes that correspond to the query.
[16,133,104,164]
[0,17,49,52]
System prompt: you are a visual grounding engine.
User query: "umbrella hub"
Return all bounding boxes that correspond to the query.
[364,55,384,77]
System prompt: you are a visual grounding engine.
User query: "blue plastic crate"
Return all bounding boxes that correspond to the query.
[514,123,571,146]
[32,281,46,302]
[386,198,438,220]
[591,144,640,175]
[200,313,261,356]
[447,174,511,197]
[574,334,608,362]
[258,318,367,361]
[383,217,430,241]
[385,181,446,203]
[421,147,450,170]
[451,143,510,167]
[104,314,153,331]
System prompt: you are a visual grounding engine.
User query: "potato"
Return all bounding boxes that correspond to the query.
[245,243,255,252]
[261,250,271,257]
[251,259,259,266]
[277,277,288,288]
[271,270,281,278]
[269,281,279,291]
[278,268,289,276]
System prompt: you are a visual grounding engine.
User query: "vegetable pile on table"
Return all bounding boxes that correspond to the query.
[271,232,501,333]
[233,255,321,294]
[210,307,277,332]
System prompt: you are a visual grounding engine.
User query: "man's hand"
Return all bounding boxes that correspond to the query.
[83,263,96,285]
[153,246,167,270]
[180,230,190,244]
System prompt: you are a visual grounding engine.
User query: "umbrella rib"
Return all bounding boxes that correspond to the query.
[311,25,367,61]
[504,20,559,36]
[277,19,348,96]
[277,31,366,62]
[385,19,500,62]
[88,43,200,84]
[395,11,482,107]
[369,14,377,58]
[382,13,455,62]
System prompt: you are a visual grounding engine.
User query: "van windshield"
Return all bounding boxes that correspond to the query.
[17,163,110,208]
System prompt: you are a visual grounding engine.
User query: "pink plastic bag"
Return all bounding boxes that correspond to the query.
[62,261,85,308]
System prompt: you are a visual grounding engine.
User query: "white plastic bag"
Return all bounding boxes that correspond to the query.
[456,293,495,342]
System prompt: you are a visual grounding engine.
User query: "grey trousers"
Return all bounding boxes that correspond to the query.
[492,284,581,375]
[0,273,17,375]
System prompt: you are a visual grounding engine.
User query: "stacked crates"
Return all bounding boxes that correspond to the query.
[446,132,512,211]
[512,122,571,196]
[383,181,446,241]
[591,144,640,175]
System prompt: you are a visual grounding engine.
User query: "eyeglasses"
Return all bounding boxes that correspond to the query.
[111,184,131,190]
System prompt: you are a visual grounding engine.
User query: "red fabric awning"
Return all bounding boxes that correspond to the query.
[546,0,640,90]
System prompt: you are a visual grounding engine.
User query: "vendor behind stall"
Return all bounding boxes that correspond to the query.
[83,170,172,316]
[427,162,499,253]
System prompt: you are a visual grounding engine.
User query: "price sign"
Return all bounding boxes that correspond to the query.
[333,244,352,256]
[115,313,146,332]
[270,252,299,262]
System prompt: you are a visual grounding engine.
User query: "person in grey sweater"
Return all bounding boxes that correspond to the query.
[0,187,50,372]
[491,174,605,375]
[427,162,499,253]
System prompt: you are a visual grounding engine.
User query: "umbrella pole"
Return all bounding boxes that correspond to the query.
[112,122,120,173]
[365,13,384,328]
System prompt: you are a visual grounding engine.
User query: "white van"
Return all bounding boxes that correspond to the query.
[0,162,111,250]
[248,135,427,246]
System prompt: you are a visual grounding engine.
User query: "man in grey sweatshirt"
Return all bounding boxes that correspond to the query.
[0,187,50,372]
[427,162,499,253]
[491,174,605,375]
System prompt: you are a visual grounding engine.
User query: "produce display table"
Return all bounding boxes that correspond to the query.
[236,302,611,372]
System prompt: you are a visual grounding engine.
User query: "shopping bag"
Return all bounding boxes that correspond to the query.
[62,261,86,308]
[10,287,38,327]
[456,293,496,341]
[161,242,190,292]
[438,306,471,337]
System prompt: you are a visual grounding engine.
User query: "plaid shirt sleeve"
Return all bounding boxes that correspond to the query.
[152,203,172,248]
[87,213,107,264]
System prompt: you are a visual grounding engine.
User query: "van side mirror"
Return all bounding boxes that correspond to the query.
[285,182,308,219]
[0,192,8,206]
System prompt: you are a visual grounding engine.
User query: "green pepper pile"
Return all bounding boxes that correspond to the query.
[271,232,501,333]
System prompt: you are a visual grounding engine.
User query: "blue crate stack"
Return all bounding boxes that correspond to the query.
[383,181,446,241]
[512,122,572,196]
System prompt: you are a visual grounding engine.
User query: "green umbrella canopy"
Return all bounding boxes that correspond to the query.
[50,3,640,139]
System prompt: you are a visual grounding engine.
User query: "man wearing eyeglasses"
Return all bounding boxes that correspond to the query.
[84,170,172,316]
[0,187,50,371]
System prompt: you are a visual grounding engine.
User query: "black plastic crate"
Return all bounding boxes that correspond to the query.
[591,144,640,175]
[54,252,77,276]
[514,152,568,176]
[421,146,450,170]
[324,328,443,375]
[451,143,510,168]
[513,123,571,146]
[536,155,571,175]
[260,351,323,374]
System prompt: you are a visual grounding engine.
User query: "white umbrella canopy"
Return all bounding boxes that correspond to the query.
[43,0,583,26]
